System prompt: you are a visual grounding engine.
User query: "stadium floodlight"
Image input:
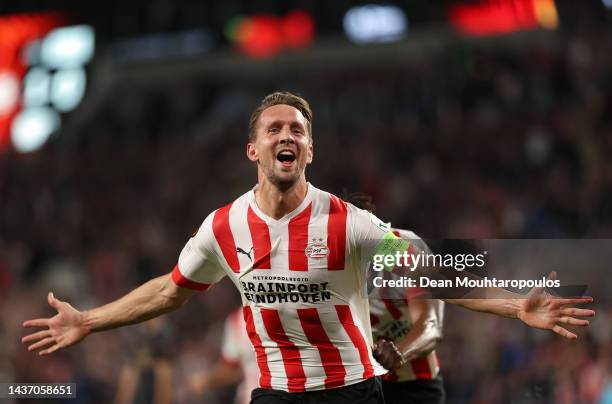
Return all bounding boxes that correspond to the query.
[11,107,60,153]
[50,68,86,112]
[23,67,52,108]
[343,5,408,44]
[23,40,43,66]
[40,25,95,69]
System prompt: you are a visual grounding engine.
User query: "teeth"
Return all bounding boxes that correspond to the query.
[277,150,296,163]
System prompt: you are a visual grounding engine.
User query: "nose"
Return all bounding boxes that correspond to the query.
[279,127,295,144]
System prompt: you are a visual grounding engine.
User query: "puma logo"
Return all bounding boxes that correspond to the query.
[237,246,254,261]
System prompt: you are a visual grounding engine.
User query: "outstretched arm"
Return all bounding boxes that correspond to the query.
[445,273,594,339]
[396,239,595,340]
[22,272,194,355]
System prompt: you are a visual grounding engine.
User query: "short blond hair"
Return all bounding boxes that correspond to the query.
[248,91,313,142]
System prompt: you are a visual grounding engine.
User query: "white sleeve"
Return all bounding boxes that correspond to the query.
[346,203,392,276]
[171,212,226,290]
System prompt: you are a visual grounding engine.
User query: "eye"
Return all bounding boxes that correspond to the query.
[268,127,280,134]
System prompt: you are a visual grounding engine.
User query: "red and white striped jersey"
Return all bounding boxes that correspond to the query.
[172,183,388,392]
[369,228,441,382]
[221,308,259,404]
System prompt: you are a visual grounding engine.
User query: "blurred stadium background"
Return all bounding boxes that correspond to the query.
[1,0,611,403]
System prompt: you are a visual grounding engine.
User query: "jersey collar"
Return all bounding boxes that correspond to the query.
[248,182,315,224]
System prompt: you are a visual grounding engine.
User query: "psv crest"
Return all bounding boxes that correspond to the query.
[305,238,330,259]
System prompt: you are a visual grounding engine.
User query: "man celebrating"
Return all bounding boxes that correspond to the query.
[23,92,594,403]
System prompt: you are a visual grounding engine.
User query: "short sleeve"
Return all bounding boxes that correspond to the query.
[347,205,429,300]
[346,203,393,278]
[347,203,392,258]
[171,212,227,291]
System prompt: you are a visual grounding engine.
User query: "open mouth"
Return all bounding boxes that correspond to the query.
[276,150,296,165]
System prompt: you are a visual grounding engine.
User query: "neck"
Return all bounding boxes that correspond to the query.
[255,175,309,220]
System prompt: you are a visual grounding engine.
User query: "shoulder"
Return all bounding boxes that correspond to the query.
[309,185,358,214]
[308,185,341,206]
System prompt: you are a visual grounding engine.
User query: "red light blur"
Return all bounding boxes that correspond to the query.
[449,0,554,36]
[231,10,315,59]
[237,15,283,59]
[281,10,315,49]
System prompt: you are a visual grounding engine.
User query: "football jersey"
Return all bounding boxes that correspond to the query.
[172,183,388,392]
[221,308,259,404]
[369,228,441,382]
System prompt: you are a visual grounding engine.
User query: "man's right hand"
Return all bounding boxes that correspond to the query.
[373,339,406,371]
[22,292,90,355]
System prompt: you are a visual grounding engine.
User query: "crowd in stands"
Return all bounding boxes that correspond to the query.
[1,22,611,403]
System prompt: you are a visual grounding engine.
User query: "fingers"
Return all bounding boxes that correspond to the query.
[48,292,62,310]
[373,342,380,355]
[23,318,50,328]
[27,337,55,352]
[392,353,405,370]
[373,340,403,370]
[23,293,63,329]
[40,343,63,356]
[561,308,595,317]
[552,325,577,340]
[21,330,51,343]
[557,317,589,326]
[26,335,65,355]
[552,299,594,310]
[553,297,594,306]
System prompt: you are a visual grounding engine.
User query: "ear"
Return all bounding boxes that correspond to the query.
[306,142,313,165]
[246,142,258,163]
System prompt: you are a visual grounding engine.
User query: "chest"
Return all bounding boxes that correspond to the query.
[220,206,348,275]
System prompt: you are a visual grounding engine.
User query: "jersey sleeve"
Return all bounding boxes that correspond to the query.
[348,205,429,301]
[347,203,392,255]
[171,212,226,291]
[346,203,393,277]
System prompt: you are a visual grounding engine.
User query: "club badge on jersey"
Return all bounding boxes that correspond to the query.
[305,238,330,259]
